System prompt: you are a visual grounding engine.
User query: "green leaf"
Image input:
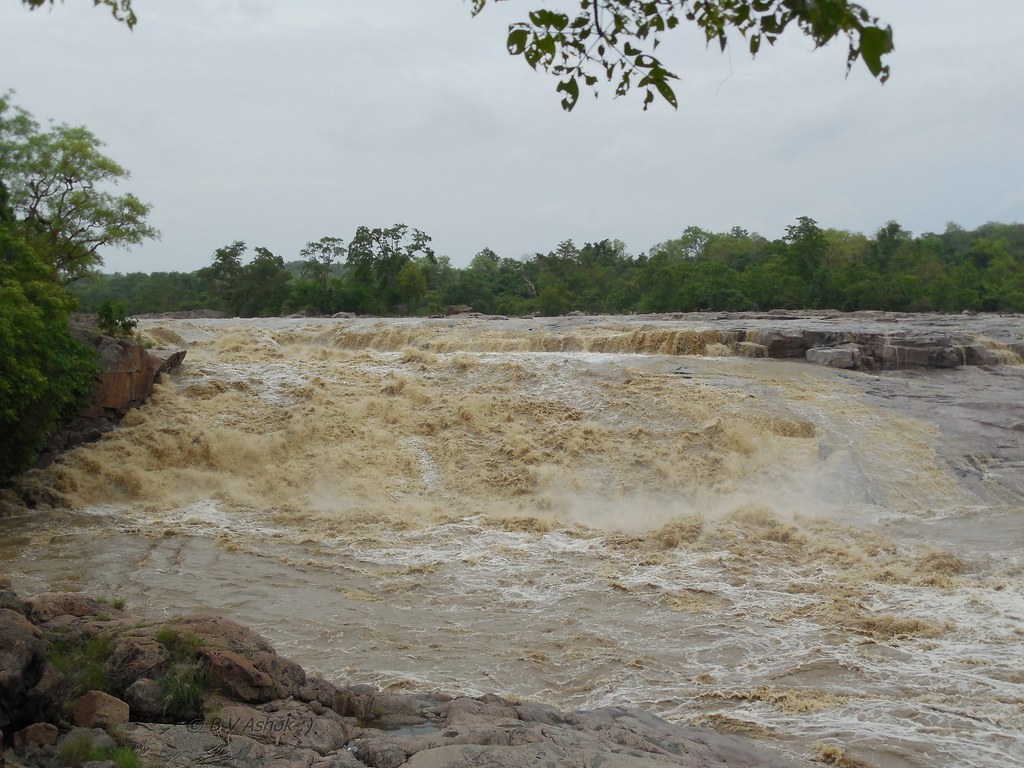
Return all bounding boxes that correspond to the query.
[653,77,678,109]
[859,25,893,79]
[507,28,529,55]
[556,77,580,111]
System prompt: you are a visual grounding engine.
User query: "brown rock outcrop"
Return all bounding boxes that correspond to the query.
[30,327,186,471]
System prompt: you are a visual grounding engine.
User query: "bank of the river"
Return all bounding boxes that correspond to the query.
[0,575,812,768]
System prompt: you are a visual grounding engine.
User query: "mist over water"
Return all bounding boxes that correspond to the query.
[4,316,1023,767]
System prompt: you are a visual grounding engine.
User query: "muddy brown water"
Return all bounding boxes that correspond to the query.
[3,314,1022,767]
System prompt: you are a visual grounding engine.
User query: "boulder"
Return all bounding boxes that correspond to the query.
[72,691,129,728]
[297,676,345,710]
[13,722,58,748]
[807,344,861,369]
[200,648,277,703]
[154,349,188,372]
[104,634,170,691]
[250,650,306,699]
[0,608,50,729]
[123,678,166,721]
[747,329,816,358]
[875,337,962,369]
[961,344,1002,366]
[0,573,27,615]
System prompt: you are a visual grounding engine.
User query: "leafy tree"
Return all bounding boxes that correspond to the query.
[0,93,158,281]
[198,241,246,313]
[688,261,751,310]
[651,226,712,262]
[395,261,427,312]
[299,236,346,286]
[346,224,435,314]
[784,216,827,283]
[204,244,293,317]
[472,0,893,110]
[981,247,1024,311]
[418,253,460,314]
[537,280,571,316]
[239,247,291,316]
[446,255,498,313]
[291,236,346,314]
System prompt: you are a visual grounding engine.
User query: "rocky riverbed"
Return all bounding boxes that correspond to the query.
[0,576,812,768]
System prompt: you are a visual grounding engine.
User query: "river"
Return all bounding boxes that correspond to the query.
[3,314,1022,767]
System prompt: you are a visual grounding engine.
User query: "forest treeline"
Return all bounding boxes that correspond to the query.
[73,217,1024,318]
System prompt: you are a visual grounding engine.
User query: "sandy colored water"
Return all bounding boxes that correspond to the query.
[3,315,1023,767]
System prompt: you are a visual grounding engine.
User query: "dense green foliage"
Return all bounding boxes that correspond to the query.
[0,211,97,479]
[69,218,1024,319]
[0,95,157,481]
[96,299,137,337]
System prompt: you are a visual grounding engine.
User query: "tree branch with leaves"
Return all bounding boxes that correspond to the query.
[20,0,136,28]
[471,0,893,110]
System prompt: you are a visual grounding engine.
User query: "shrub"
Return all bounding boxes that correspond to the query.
[159,661,208,716]
[47,631,114,702]
[96,299,138,337]
[154,627,203,662]
[58,731,142,768]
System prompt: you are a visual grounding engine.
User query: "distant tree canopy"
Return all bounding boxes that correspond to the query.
[69,218,1024,320]
[21,0,892,111]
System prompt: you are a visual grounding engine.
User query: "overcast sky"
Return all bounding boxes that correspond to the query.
[2,1,1022,273]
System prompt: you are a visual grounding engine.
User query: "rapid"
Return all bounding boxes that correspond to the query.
[3,315,1023,767]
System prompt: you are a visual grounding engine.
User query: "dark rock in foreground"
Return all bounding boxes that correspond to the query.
[0,575,810,767]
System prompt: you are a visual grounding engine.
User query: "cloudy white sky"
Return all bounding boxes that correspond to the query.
[2,1,1023,273]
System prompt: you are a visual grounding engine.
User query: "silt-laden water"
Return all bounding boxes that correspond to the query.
[3,316,1022,767]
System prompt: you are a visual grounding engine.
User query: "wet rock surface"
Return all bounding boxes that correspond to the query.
[0,578,812,767]
[578,310,1024,371]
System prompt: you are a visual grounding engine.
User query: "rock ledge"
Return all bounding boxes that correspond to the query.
[0,576,811,767]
